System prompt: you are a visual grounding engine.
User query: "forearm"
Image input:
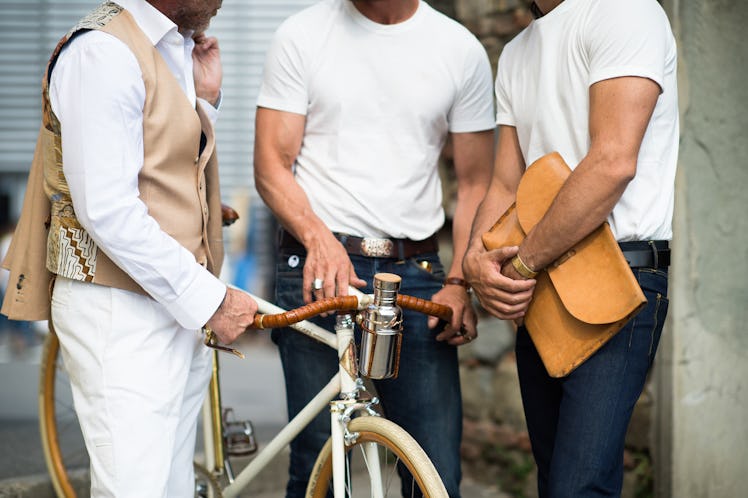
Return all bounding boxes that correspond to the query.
[519,151,633,271]
[255,166,330,247]
[192,35,222,106]
[449,129,494,276]
[467,176,516,251]
[518,75,659,272]
[448,182,486,278]
[254,107,367,299]
[465,126,524,256]
[253,107,335,249]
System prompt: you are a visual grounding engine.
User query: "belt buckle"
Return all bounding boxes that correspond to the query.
[360,237,394,257]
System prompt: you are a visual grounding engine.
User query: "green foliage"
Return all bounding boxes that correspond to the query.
[630,449,654,498]
[481,444,534,498]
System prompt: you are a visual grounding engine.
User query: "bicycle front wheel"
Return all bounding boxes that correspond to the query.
[39,327,89,497]
[306,416,448,498]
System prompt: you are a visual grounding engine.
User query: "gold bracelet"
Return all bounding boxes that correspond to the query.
[511,254,538,279]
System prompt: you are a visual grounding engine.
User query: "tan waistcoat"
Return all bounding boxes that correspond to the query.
[1,2,224,321]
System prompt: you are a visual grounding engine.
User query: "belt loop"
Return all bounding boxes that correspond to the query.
[337,233,348,249]
[397,239,406,260]
[648,240,658,268]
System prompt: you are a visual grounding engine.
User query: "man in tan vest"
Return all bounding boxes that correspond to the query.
[1,1,257,495]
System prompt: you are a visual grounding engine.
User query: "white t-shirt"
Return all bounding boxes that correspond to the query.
[495,0,679,241]
[257,0,495,240]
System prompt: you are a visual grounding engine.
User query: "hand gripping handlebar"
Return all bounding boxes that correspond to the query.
[204,274,454,358]
[251,293,452,330]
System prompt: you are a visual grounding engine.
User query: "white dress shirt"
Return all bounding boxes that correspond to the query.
[49,0,225,330]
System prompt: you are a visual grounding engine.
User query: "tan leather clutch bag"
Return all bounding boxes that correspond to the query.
[482,152,646,377]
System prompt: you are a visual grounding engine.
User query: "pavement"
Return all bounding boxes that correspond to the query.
[0,327,508,498]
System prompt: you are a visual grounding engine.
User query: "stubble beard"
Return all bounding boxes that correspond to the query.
[174,7,215,33]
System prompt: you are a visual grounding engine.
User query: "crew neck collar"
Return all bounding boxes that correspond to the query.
[532,0,575,23]
[343,0,424,34]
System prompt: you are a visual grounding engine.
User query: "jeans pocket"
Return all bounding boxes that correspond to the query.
[406,253,445,283]
[633,268,670,361]
[648,292,669,359]
[275,251,305,309]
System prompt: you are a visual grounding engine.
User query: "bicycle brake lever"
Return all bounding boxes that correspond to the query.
[202,327,245,359]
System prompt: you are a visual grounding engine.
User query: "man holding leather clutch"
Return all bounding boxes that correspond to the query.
[463,0,678,496]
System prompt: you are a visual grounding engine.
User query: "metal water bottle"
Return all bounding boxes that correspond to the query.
[359,273,403,379]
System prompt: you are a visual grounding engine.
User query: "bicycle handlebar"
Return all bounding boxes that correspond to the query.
[253,296,360,329]
[252,294,452,330]
[395,294,452,322]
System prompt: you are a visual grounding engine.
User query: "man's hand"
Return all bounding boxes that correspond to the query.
[303,232,367,307]
[463,245,535,320]
[429,284,478,346]
[205,287,258,344]
[192,34,222,106]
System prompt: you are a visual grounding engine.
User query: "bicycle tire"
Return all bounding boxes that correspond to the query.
[39,327,88,498]
[306,416,448,498]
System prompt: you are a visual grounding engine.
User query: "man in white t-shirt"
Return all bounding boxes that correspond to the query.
[463,0,678,496]
[254,1,495,496]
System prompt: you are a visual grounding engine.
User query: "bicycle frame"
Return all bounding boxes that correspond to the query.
[200,287,376,498]
[38,275,449,498]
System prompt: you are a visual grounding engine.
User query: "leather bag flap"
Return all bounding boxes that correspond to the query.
[545,224,646,324]
[481,203,525,250]
[516,152,570,231]
[515,153,645,324]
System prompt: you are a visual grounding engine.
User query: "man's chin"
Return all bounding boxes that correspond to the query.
[180,15,212,34]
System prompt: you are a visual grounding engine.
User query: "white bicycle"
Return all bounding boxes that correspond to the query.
[39,272,451,497]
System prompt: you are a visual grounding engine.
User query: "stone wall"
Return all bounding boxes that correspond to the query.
[654,1,748,497]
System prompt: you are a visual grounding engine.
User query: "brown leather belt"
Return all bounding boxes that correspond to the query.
[278,229,439,259]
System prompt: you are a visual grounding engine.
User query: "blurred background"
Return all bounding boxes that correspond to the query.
[1,1,747,497]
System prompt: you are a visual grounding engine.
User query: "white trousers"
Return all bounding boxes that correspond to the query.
[52,276,212,498]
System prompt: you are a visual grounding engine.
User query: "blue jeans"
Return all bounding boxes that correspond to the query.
[273,250,462,498]
[516,268,669,498]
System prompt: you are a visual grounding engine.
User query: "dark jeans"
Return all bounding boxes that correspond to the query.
[273,250,462,498]
[516,268,669,498]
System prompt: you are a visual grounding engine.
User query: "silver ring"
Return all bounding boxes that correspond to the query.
[312,278,324,291]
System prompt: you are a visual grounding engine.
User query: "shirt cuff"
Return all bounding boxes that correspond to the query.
[197,89,222,124]
[163,266,226,330]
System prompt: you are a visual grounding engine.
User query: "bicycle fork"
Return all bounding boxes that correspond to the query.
[330,313,386,498]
